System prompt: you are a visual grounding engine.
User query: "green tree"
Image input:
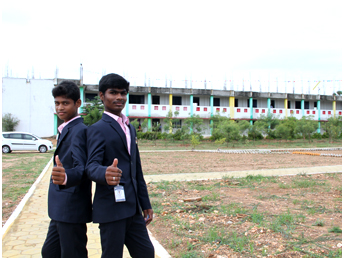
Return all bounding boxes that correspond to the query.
[295,116,318,142]
[322,116,342,143]
[81,96,104,126]
[255,113,280,138]
[2,113,20,131]
[218,118,241,147]
[184,115,203,135]
[237,120,250,137]
[190,134,201,149]
[274,122,291,141]
[248,123,262,142]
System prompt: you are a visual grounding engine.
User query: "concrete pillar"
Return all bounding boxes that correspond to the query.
[169,94,173,133]
[267,98,271,116]
[284,99,288,119]
[301,99,305,117]
[249,97,253,125]
[333,100,336,118]
[229,96,235,119]
[317,100,321,133]
[79,86,84,114]
[125,93,129,117]
[147,93,152,131]
[190,95,193,133]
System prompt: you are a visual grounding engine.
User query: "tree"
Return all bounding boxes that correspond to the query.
[255,113,280,137]
[217,118,241,147]
[237,120,250,137]
[81,96,104,126]
[322,116,342,143]
[190,134,201,149]
[295,116,318,142]
[2,113,20,131]
[184,115,203,135]
[274,123,290,141]
[248,123,262,142]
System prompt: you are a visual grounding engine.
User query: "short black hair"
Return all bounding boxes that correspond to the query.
[52,80,80,102]
[99,73,130,94]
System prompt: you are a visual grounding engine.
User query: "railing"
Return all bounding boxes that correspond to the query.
[127,103,341,120]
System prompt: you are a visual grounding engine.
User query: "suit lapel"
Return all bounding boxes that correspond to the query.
[103,114,129,154]
[55,118,82,151]
[129,124,136,156]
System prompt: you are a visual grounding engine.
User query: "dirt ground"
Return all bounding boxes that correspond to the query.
[140,150,342,175]
[146,173,342,258]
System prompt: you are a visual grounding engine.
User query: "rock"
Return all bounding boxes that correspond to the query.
[183,197,202,202]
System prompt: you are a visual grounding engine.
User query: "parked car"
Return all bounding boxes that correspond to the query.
[2,132,53,153]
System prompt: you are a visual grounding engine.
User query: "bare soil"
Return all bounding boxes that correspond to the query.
[146,173,342,258]
[140,150,342,175]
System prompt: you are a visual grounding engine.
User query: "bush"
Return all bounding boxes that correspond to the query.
[322,132,329,139]
[248,132,263,140]
[311,133,322,139]
[2,113,20,131]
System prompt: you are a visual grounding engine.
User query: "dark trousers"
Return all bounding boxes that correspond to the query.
[41,220,88,258]
[99,213,154,258]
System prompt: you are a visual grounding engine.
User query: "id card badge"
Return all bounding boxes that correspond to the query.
[114,185,126,202]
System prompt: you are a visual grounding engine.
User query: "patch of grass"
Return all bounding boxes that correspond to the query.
[202,192,220,202]
[220,203,248,216]
[250,210,264,224]
[292,179,327,188]
[313,219,325,226]
[328,226,342,233]
[2,152,53,219]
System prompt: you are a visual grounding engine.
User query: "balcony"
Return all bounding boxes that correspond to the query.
[127,103,341,120]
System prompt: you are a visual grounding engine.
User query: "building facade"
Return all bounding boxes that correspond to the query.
[2,77,342,138]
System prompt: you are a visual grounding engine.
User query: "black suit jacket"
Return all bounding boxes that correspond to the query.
[86,113,151,223]
[47,117,92,223]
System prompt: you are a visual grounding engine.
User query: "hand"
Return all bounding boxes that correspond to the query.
[143,209,153,226]
[105,158,122,185]
[52,155,66,185]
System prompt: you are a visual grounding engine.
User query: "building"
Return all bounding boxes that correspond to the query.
[2,77,341,138]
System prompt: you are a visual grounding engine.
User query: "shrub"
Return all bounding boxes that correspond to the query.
[311,133,322,139]
[2,113,20,131]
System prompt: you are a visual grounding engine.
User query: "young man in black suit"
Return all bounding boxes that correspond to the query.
[86,73,154,258]
[42,81,92,258]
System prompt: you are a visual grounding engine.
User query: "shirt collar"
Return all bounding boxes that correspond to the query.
[58,116,81,134]
[104,111,129,125]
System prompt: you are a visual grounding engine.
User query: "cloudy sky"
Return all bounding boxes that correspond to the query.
[2,0,342,94]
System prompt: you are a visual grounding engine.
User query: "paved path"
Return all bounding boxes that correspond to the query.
[2,156,342,258]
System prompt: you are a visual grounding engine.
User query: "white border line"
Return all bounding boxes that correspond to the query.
[2,156,53,238]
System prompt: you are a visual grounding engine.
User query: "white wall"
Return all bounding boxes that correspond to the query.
[2,78,55,137]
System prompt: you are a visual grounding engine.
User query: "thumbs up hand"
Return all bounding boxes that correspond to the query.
[52,155,66,185]
[105,158,122,185]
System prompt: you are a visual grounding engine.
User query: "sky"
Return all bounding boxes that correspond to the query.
[1,0,343,94]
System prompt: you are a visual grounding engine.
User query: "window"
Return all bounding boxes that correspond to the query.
[173,96,182,105]
[172,120,182,128]
[152,119,161,131]
[247,99,257,108]
[3,134,10,138]
[314,102,317,108]
[288,101,291,109]
[214,98,220,106]
[152,96,160,105]
[85,93,98,101]
[235,99,238,107]
[23,134,36,140]
[305,101,309,109]
[129,95,144,104]
[270,100,275,108]
[193,97,200,106]
[9,134,22,139]
[295,101,301,109]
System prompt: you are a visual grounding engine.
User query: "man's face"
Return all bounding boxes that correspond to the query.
[54,96,81,122]
[100,88,127,116]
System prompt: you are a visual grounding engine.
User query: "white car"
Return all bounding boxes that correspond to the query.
[2,132,53,153]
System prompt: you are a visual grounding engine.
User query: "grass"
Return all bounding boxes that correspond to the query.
[137,138,342,150]
[68,128,344,150]
[2,151,53,220]
[148,171,342,258]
